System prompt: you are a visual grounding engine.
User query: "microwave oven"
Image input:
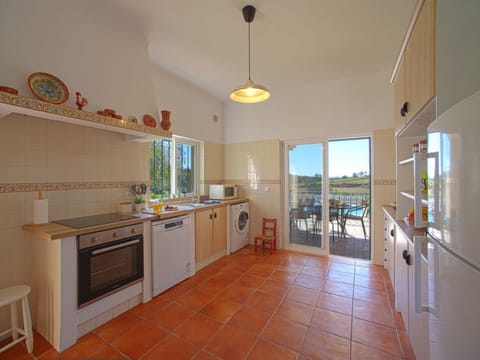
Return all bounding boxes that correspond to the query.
[209,184,238,200]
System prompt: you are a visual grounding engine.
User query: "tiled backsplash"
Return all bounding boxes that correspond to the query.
[0,114,150,329]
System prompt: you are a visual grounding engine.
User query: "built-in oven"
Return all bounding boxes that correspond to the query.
[77,223,143,308]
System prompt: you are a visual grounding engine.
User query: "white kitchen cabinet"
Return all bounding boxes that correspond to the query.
[383,210,395,285]
[395,229,410,329]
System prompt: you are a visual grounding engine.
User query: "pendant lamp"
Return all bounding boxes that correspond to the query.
[230,5,270,103]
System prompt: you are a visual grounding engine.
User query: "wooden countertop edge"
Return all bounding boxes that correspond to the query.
[23,198,248,240]
[382,205,426,244]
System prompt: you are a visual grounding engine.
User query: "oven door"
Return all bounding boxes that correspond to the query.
[78,235,143,307]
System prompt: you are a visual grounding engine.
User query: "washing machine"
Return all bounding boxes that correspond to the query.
[230,202,250,253]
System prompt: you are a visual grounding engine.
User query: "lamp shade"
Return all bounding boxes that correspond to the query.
[230,79,270,103]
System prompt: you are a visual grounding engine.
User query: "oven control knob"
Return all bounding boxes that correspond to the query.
[90,237,97,243]
[112,232,118,238]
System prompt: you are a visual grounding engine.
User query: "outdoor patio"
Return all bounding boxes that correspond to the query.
[289,216,370,260]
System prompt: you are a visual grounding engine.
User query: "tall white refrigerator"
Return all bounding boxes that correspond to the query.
[415,91,480,360]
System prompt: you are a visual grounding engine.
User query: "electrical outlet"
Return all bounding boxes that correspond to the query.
[124,191,132,199]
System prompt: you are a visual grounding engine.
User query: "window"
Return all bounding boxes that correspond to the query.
[150,136,199,198]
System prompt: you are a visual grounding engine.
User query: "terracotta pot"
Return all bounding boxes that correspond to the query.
[160,110,171,131]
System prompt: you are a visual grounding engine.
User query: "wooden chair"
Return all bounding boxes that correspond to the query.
[254,218,277,254]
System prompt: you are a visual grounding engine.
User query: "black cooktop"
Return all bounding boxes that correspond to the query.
[53,213,140,229]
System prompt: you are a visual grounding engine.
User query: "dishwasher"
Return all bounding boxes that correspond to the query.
[152,214,194,297]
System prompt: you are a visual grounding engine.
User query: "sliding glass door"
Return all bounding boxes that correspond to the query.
[284,137,371,260]
[286,142,326,252]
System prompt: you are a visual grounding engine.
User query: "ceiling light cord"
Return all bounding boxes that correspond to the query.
[248,22,251,81]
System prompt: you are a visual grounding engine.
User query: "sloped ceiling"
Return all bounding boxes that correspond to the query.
[107,0,415,101]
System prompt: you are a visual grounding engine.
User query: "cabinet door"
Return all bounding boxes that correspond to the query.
[387,220,396,284]
[405,0,436,120]
[395,231,409,329]
[394,56,407,131]
[213,206,227,253]
[195,209,213,262]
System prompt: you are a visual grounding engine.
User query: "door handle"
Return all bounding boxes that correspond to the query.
[400,102,408,117]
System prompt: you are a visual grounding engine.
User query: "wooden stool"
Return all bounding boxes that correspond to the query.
[0,285,33,353]
[254,218,277,254]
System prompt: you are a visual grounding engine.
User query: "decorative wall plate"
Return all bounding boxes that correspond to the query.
[143,114,157,127]
[27,72,69,104]
[0,86,18,95]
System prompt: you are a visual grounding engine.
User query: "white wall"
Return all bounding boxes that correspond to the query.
[0,0,158,120]
[224,70,394,143]
[150,66,225,143]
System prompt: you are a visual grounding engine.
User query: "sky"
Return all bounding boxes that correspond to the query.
[289,138,370,178]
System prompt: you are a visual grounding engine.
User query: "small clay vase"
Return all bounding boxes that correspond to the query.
[160,110,171,131]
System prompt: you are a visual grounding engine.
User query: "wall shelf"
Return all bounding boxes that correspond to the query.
[0,92,171,141]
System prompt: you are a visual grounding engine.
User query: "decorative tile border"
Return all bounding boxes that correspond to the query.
[373,179,396,186]
[0,181,145,193]
[0,92,171,137]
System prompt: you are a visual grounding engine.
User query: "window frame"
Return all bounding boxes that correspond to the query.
[150,135,200,198]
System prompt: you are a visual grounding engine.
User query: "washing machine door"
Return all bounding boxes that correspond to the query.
[236,210,249,233]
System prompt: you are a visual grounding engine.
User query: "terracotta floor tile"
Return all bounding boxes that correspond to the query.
[316,291,353,316]
[351,318,402,357]
[89,344,128,360]
[353,299,395,328]
[248,340,298,360]
[302,327,350,360]
[200,297,242,323]
[323,280,354,298]
[393,309,406,331]
[218,284,255,304]
[294,273,326,290]
[329,262,356,274]
[287,284,319,306]
[277,263,304,273]
[174,313,222,347]
[176,287,215,311]
[310,307,352,339]
[32,331,54,358]
[354,274,385,291]
[355,264,385,280]
[235,273,266,289]
[398,329,416,359]
[258,279,290,296]
[0,342,31,360]
[197,278,232,294]
[148,301,194,331]
[326,269,355,284]
[284,254,309,265]
[248,264,277,277]
[206,324,257,360]
[269,269,299,283]
[193,351,218,360]
[351,341,401,360]
[245,290,283,314]
[228,305,271,334]
[275,299,314,326]
[95,311,143,342]
[261,316,308,352]
[305,256,330,268]
[142,334,198,360]
[301,265,327,278]
[353,285,389,306]
[111,321,167,359]
[59,333,105,359]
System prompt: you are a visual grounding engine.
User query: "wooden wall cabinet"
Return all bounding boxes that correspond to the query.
[195,206,227,264]
[393,0,436,132]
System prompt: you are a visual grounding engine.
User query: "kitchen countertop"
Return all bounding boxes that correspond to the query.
[383,205,426,244]
[23,198,248,240]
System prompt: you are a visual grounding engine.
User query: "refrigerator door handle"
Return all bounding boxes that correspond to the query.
[414,235,438,314]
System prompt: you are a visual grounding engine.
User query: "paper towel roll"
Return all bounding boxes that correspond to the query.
[33,199,48,224]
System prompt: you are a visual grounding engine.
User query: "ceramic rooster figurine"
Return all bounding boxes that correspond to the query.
[75,91,88,110]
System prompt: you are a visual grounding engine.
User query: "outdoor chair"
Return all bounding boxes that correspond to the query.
[342,201,369,240]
